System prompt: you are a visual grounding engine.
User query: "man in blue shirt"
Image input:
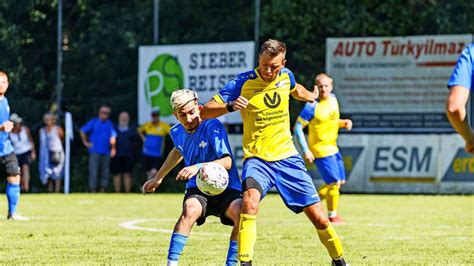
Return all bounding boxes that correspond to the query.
[0,71,28,220]
[142,89,242,266]
[80,106,117,192]
[446,44,474,154]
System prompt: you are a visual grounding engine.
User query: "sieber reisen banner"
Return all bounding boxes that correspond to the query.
[326,34,473,133]
[138,41,255,125]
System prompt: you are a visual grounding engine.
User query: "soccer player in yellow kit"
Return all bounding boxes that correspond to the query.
[202,39,346,266]
[294,73,352,224]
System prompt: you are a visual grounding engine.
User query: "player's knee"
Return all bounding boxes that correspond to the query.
[242,191,260,214]
[182,202,201,222]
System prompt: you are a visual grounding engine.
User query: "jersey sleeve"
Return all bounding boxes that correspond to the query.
[297,103,316,126]
[169,126,181,153]
[448,44,473,91]
[213,76,244,103]
[281,68,296,92]
[137,123,147,134]
[80,119,95,134]
[208,121,232,158]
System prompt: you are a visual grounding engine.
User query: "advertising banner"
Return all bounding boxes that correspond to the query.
[326,35,472,132]
[227,134,473,194]
[138,42,255,124]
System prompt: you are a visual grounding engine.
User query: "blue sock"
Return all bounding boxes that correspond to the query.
[168,232,188,262]
[6,183,20,215]
[225,240,238,265]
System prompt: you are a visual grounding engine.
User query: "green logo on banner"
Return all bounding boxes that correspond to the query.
[145,54,184,116]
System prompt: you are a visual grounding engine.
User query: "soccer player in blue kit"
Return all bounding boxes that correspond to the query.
[0,71,28,220]
[142,89,242,266]
[446,43,474,154]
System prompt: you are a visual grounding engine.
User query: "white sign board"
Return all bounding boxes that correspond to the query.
[138,42,255,125]
[326,35,472,132]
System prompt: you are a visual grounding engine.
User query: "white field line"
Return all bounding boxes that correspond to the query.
[119,218,227,236]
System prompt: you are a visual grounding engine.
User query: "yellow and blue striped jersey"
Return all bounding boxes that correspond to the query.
[138,121,170,157]
[297,94,340,158]
[213,67,299,161]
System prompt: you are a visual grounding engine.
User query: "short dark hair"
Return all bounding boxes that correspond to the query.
[259,39,286,58]
[0,71,8,79]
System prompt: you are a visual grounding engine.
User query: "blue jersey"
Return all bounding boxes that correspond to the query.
[81,118,117,155]
[448,44,473,91]
[170,119,241,191]
[0,97,14,156]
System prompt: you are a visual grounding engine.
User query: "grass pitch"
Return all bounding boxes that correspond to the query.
[1,193,472,265]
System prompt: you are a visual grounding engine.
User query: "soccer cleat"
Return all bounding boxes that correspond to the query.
[240,261,252,266]
[331,258,347,266]
[7,213,30,221]
[328,216,344,224]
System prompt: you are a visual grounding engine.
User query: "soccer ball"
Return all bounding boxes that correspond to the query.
[196,162,229,196]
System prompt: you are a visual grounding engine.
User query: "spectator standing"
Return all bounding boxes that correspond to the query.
[111,111,137,193]
[137,110,170,180]
[80,106,117,192]
[39,112,65,193]
[9,113,36,192]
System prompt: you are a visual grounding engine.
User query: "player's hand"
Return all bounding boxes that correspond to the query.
[345,119,353,131]
[2,121,14,132]
[142,177,161,193]
[303,151,315,164]
[465,133,474,154]
[312,85,319,100]
[176,165,200,181]
[232,96,249,111]
[31,151,37,161]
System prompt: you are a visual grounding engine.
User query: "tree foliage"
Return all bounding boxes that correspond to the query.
[0,0,472,191]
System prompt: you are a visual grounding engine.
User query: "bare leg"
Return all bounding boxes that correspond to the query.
[112,174,121,193]
[55,179,62,193]
[225,198,243,241]
[123,172,132,193]
[173,198,203,235]
[21,164,30,192]
[47,179,54,193]
[303,202,329,229]
[304,202,344,261]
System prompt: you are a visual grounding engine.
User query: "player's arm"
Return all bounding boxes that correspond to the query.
[339,119,353,130]
[142,147,183,193]
[201,97,248,119]
[290,83,319,103]
[446,85,474,153]
[293,120,314,164]
[201,77,246,119]
[57,126,65,141]
[176,155,232,181]
[25,126,37,161]
[137,126,146,142]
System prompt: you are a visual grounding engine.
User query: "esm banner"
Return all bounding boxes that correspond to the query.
[138,41,255,124]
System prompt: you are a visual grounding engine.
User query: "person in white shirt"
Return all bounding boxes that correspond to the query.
[10,113,36,192]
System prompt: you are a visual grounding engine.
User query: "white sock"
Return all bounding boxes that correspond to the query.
[167,260,178,266]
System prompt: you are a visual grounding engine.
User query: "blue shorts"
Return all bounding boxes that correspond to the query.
[242,155,320,213]
[315,152,346,184]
